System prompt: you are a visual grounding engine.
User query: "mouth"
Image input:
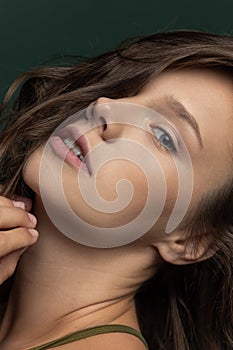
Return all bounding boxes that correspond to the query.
[63,137,86,162]
[49,125,92,175]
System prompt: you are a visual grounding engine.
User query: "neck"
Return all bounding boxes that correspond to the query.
[0,196,158,349]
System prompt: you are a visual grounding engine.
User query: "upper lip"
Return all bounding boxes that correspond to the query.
[56,125,92,175]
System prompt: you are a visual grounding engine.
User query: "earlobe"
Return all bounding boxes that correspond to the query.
[154,233,217,265]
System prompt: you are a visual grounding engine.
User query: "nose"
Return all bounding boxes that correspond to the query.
[88,96,148,149]
[94,96,145,142]
[96,97,113,105]
[94,96,127,141]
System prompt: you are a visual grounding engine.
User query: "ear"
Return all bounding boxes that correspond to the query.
[153,232,217,265]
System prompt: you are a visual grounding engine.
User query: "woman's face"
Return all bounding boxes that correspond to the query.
[23,68,233,247]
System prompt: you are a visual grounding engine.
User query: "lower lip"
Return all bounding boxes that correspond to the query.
[49,136,89,173]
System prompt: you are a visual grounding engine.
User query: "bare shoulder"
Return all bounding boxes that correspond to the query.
[53,331,148,350]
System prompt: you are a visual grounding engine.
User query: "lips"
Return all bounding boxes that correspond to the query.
[50,125,92,175]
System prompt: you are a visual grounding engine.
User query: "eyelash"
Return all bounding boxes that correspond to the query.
[151,127,177,154]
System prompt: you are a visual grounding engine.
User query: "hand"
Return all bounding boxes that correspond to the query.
[0,195,39,285]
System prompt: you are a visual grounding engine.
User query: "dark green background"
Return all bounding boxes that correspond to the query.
[0,0,232,100]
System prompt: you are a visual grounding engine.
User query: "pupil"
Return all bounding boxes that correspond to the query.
[161,135,171,147]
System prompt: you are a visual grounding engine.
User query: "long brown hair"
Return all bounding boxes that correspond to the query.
[0,30,233,349]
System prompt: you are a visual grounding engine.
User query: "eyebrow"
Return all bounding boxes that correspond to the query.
[162,95,204,149]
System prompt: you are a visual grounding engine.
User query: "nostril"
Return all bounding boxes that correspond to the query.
[99,116,107,131]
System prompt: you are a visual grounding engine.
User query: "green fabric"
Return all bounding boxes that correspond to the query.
[28,324,149,349]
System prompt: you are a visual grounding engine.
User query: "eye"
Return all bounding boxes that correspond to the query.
[151,127,177,153]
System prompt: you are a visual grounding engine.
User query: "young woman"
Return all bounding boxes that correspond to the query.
[0,30,232,350]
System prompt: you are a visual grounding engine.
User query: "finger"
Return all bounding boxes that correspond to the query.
[0,195,32,211]
[0,227,39,257]
[0,196,15,207]
[13,196,32,211]
[0,196,26,212]
[0,248,27,284]
[12,201,26,209]
[0,206,37,229]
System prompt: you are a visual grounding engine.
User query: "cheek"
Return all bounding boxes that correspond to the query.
[160,158,179,219]
[63,159,149,228]
[96,159,148,202]
[63,155,180,231]
[22,148,44,194]
[25,142,180,235]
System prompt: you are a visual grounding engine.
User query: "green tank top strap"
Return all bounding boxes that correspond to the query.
[28,324,149,350]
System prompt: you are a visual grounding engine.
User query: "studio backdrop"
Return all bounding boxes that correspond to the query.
[0,0,232,100]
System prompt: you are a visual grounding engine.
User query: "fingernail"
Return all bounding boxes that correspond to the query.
[28,213,37,225]
[13,201,25,209]
[28,229,39,238]
[22,198,32,211]
[13,197,32,211]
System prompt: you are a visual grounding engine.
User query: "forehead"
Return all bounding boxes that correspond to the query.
[141,68,233,115]
[140,68,233,143]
